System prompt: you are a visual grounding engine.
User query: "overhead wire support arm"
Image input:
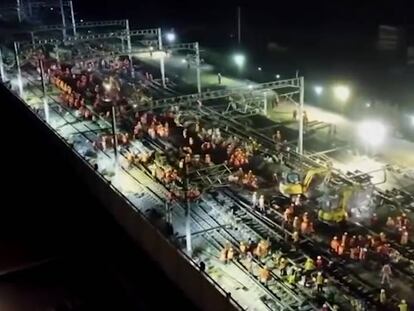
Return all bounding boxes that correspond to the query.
[151,77,302,107]
[28,1,71,8]
[163,42,198,51]
[27,20,128,34]
[19,28,160,48]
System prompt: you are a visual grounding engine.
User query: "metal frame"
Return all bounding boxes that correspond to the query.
[188,163,233,190]
[24,20,128,34]
[153,78,300,106]
[148,77,304,153]
[28,1,71,9]
[24,28,158,46]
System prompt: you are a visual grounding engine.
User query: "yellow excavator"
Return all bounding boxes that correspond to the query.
[317,186,353,224]
[279,165,332,198]
[317,184,374,224]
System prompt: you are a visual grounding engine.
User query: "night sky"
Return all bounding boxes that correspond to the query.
[73,1,411,29]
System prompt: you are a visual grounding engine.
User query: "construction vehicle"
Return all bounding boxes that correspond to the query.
[279,165,332,198]
[318,186,352,223]
[317,184,374,224]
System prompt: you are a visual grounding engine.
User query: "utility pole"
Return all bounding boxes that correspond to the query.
[39,58,49,122]
[158,27,166,88]
[69,0,77,37]
[111,105,119,165]
[59,0,67,40]
[237,6,241,45]
[125,19,134,78]
[195,42,201,94]
[30,32,35,49]
[27,0,33,17]
[298,76,304,155]
[13,42,23,97]
[0,48,5,82]
[38,58,47,98]
[263,91,267,116]
[55,44,60,63]
[16,0,22,23]
[184,164,192,255]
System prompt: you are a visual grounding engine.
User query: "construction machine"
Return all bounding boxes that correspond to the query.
[317,184,375,224]
[279,165,332,198]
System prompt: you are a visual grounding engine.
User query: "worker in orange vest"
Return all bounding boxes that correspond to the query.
[379,232,387,243]
[400,228,409,245]
[308,221,315,235]
[341,232,348,247]
[300,219,309,235]
[350,246,359,260]
[359,247,367,261]
[330,236,340,253]
[396,216,403,229]
[227,247,235,261]
[292,231,300,244]
[371,213,379,226]
[293,216,300,231]
[316,256,323,270]
[349,235,357,248]
[386,216,395,229]
[284,206,293,222]
[379,288,387,305]
[260,266,270,284]
[219,247,228,263]
[239,241,247,257]
[402,215,410,229]
[337,243,345,256]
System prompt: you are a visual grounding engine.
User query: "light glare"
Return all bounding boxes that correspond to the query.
[357,120,387,146]
[333,85,351,102]
[166,32,176,42]
[233,54,245,67]
[314,86,323,95]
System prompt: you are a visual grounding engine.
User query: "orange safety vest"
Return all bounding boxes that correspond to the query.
[240,243,247,254]
[337,244,345,256]
[331,239,339,252]
[341,234,348,246]
[260,268,270,282]
[301,220,309,234]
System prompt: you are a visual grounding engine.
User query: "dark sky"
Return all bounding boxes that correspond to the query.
[73,0,411,29]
